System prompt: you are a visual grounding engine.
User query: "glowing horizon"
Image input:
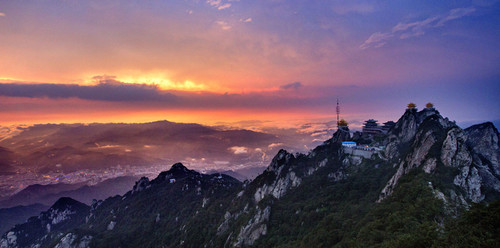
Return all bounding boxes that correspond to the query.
[0,1,499,129]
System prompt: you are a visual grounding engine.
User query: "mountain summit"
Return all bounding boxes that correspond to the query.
[2,108,500,247]
[380,108,500,203]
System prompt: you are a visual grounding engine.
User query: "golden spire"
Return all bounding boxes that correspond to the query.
[407,102,416,109]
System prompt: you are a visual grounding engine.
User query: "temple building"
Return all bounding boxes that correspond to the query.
[381,121,396,133]
[362,119,382,135]
[425,102,435,110]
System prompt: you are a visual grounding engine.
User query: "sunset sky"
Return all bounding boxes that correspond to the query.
[1,0,499,129]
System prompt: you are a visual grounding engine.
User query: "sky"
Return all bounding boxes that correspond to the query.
[1,0,499,130]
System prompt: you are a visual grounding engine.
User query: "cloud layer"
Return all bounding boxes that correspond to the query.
[361,7,476,49]
[280,82,303,90]
[0,81,174,102]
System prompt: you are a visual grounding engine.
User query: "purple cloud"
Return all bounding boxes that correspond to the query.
[361,7,476,49]
[280,82,303,90]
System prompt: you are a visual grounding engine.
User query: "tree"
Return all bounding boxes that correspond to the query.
[338,119,348,127]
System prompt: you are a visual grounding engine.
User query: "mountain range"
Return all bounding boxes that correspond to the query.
[0,204,47,236]
[0,120,328,177]
[0,176,139,209]
[1,107,499,247]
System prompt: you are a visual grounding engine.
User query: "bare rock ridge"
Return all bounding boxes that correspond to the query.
[464,122,500,201]
[384,107,443,159]
[220,139,345,246]
[331,126,351,143]
[380,108,500,203]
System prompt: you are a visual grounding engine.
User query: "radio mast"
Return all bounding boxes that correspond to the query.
[336,98,340,128]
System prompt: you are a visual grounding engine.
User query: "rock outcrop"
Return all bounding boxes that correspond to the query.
[224,138,345,246]
[53,233,92,248]
[380,114,451,199]
[464,122,500,200]
[233,206,271,247]
[384,108,442,159]
[131,177,150,194]
[253,150,301,203]
[332,127,351,143]
[379,108,500,204]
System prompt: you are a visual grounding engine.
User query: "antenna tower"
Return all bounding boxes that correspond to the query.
[336,98,340,128]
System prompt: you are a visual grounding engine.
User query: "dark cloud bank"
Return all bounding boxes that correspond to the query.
[0,81,318,110]
[0,80,175,102]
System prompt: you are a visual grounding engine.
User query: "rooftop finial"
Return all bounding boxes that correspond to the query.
[338,119,348,127]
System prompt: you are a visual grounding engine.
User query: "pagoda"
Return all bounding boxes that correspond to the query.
[362,119,382,135]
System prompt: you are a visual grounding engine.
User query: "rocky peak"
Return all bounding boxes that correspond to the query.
[167,162,198,176]
[384,108,452,159]
[50,197,89,213]
[132,177,150,193]
[152,162,201,184]
[463,122,500,200]
[388,108,440,143]
[331,127,351,143]
[465,123,499,164]
[249,149,301,203]
[380,114,450,200]
[465,122,499,154]
[379,110,500,204]
[465,121,498,133]
[418,107,441,123]
[380,112,464,196]
[390,109,419,142]
[170,162,189,171]
[266,149,294,175]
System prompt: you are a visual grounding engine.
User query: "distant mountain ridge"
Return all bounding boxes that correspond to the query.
[0,204,48,236]
[2,108,500,247]
[205,166,266,182]
[0,146,15,174]
[0,121,286,174]
[0,176,139,208]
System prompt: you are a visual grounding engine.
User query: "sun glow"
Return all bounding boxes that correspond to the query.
[80,72,216,92]
[117,76,207,91]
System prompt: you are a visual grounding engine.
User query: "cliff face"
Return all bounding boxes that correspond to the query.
[380,109,500,203]
[384,108,443,159]
[221,142,344,247]
[464,122,500,201]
